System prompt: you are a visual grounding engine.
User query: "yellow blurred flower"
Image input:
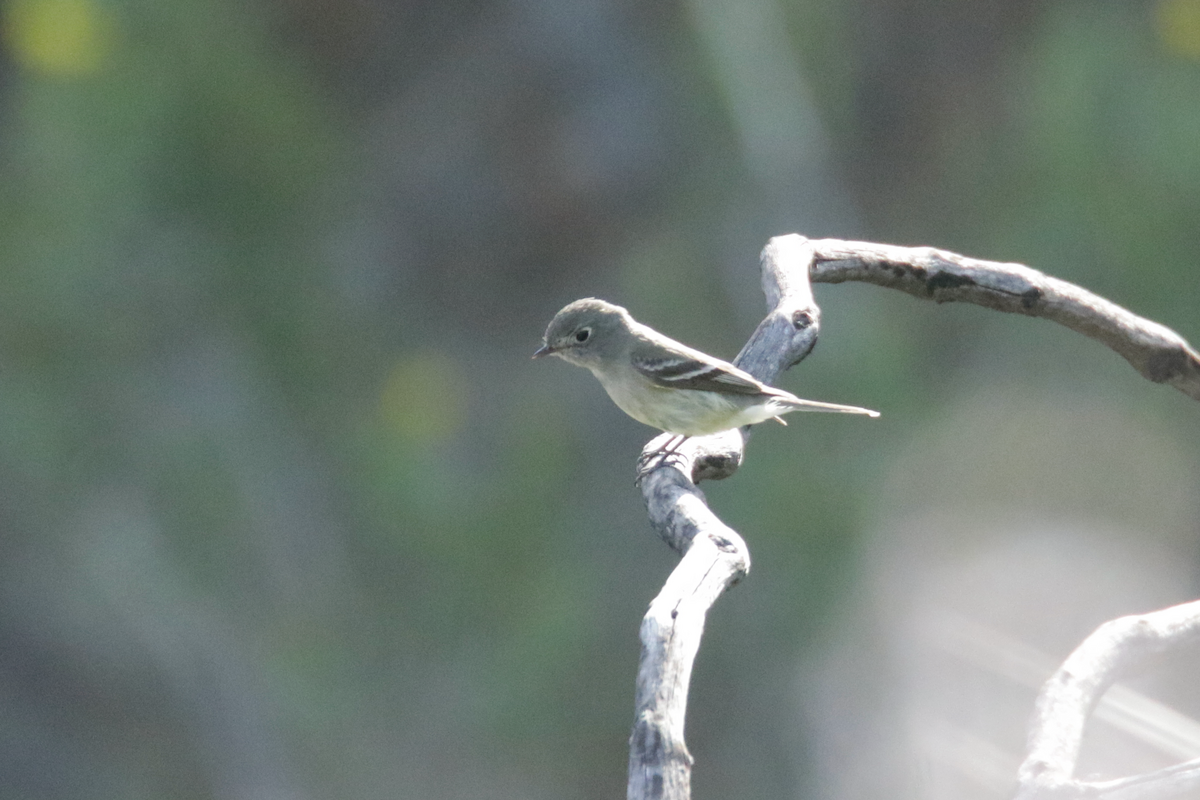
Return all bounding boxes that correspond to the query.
[2,0,114,76]
[1157,0,1200,60]
[378,351,467,443]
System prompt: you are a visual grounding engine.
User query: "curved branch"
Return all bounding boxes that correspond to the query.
[804,237,1200,401]
[625,233,1200,800]
[627,461,748,799]
[627,235,824,799]
[1015,600,1200,800]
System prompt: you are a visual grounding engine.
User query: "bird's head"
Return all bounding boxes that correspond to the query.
[533,298,631,368]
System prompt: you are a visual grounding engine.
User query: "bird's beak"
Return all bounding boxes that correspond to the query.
[532,344,555,359]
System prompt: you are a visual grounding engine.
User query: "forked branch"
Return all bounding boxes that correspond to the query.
[627,234,1200,800]
[628,235,824,799]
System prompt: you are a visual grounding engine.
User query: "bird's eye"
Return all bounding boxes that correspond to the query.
[575,328,591,343]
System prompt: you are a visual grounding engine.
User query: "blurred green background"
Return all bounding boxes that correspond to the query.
[0,0,1198,798]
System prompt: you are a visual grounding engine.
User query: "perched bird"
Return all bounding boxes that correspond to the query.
[533,298,878,438]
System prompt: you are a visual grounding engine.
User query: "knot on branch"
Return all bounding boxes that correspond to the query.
[629,716,694,769]
[924,269,977,295]
[1145,347,1190,383]
[792,309,815,330]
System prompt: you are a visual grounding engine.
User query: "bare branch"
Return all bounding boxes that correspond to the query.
[627,235,824,799]
[625,233,1200,800]
[1089,756,1200,800]
[1015,600,1200,800]
[802,237,1200,401]
[627,462,748,799]
[794,236,1200,799]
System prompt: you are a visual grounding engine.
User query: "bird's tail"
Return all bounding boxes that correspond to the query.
[781,397,880,417]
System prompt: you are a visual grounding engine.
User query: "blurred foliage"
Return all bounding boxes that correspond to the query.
[0,0,1196,798]
[4,0,113,75]
[1158,0,1200,59]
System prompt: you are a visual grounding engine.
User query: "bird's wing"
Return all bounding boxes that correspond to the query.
[630,338,767,396]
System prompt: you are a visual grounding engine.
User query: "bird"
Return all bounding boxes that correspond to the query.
[533,298,878,441]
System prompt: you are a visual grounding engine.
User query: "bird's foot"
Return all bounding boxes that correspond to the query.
[637,434,690,474]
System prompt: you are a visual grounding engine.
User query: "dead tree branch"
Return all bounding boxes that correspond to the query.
[805,237,1200,401]
[626,234,1200,800]
[1016,600,1200,800]
[628,235,824,799]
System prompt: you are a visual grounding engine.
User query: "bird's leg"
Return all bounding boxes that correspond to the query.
[638,433,690,472]
[662,434,687,455]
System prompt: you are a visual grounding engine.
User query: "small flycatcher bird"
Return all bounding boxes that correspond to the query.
[533,298,878,437]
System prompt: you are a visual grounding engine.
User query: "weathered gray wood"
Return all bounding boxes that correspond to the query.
[799,237,1200,799]
[1015,600,1200,800]
[626,234,1200,800]
[628,236,823,799]
[627,467,746,799]
[805,237,1200,401]
[1086,755,1200,800]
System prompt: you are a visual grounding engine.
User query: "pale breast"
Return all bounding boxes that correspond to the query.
[596,370,780,436]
